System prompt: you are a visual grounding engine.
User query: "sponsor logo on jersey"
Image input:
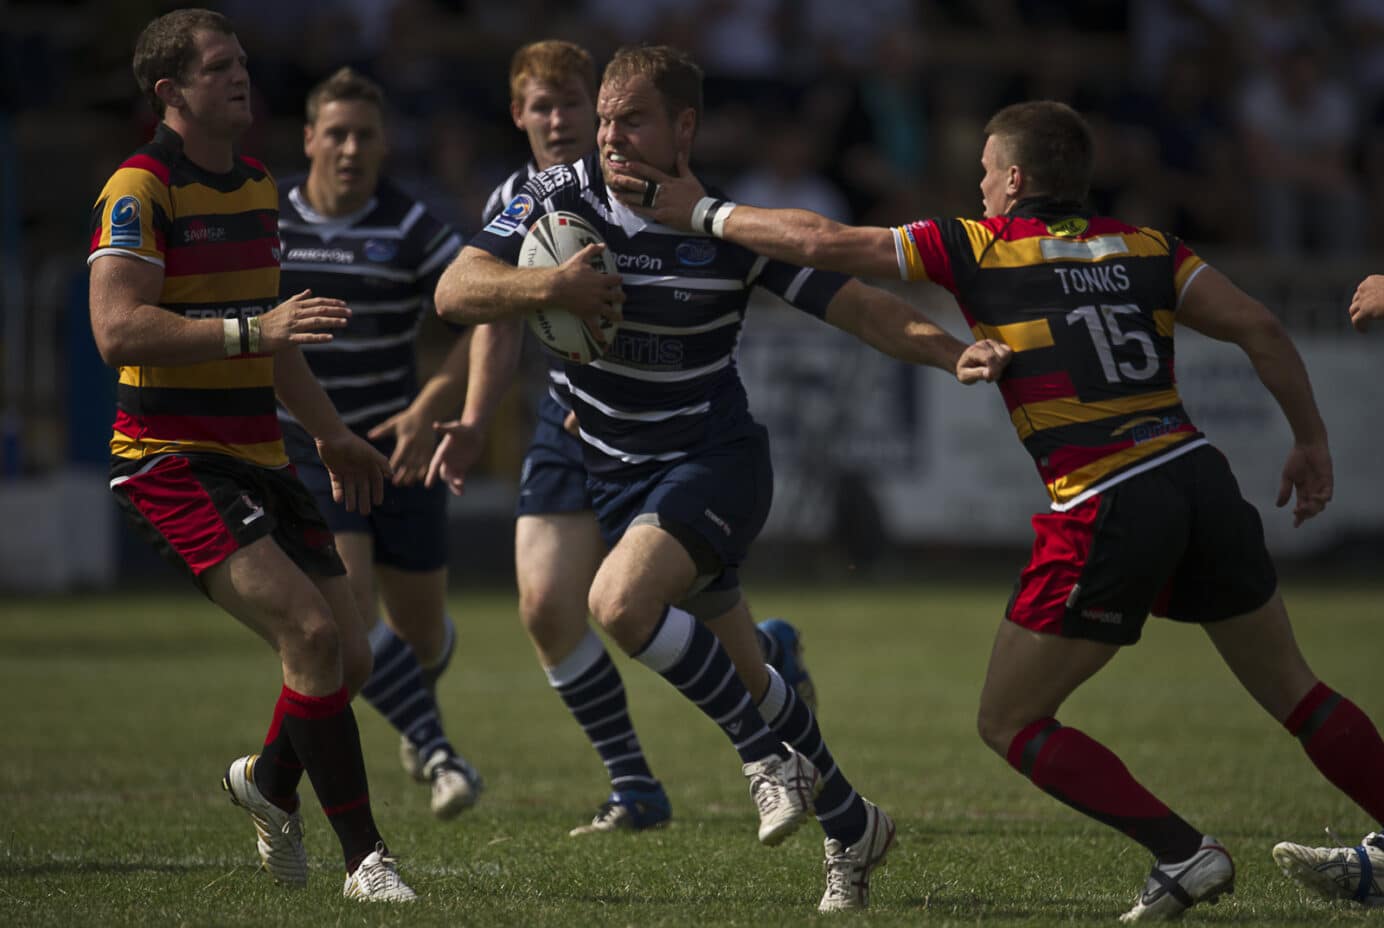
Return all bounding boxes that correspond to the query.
[183,220,226,243]
[286,247,355,263]
[185,303,271,319]
[528,165,574,197]
[1047,216,1089,238]
[109,195,142,247]
[363,238,399,262]
[484,194,534,237]
[676,239,717,266]
[614,252,663,271]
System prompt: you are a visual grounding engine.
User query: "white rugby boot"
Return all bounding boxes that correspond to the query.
[743,743,820,846]
[1273,830,1384,906]
[342,843,417,902]
[221,754,308,887]
[818,799,896,912]
[422,749,484,820]
[399,736,426,782]
[1119,836,1235,922]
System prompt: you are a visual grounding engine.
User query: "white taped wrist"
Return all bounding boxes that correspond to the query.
[223,318,240,357]
[692,196,736,238]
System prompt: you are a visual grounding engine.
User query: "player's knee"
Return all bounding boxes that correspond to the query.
[586,580,656,651]
[976,704,1020,757]
[519,584,583,648]
[278,601,342,672]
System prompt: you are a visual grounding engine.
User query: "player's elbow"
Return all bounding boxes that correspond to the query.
[434,252,492,324]
[91,320,135,368]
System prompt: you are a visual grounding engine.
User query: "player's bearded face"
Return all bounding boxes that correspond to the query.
[596,76,682,190]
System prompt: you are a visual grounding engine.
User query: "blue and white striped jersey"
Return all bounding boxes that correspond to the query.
[468,152,849,478]
[277,178,463,434]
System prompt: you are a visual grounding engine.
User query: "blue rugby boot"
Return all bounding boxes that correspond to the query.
[569,785,672,836]
[758,618,818,712]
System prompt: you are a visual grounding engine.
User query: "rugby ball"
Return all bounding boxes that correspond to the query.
[519,211,619,364]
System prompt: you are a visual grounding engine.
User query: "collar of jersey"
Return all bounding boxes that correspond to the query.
[288,184,378,234]
[1007,195,1091,220]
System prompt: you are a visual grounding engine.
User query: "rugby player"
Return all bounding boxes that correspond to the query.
[621,97,1384,919]
[433,44,1005,911]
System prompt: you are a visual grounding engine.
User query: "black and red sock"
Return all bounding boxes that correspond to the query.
[1007,717,1203,862]
[254,687,305,812]
[1285,682,1384,826]
[277,685,384,871]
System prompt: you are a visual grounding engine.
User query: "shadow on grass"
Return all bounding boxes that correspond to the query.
[9,860,231,877]
[900,892,1336,923]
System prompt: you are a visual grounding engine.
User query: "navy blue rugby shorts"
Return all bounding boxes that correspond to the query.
[586,424,774,593]
[516,393,592,517]
[283,422,448,572]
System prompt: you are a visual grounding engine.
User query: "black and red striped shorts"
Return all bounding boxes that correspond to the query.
[111,453,345,587]
[1005,445,1277,645]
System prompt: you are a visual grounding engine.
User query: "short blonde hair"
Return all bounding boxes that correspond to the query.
[509,40,596,106]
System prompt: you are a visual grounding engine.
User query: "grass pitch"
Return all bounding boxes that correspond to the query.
[3,579,1383,926]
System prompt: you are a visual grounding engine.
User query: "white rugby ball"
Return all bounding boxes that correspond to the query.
[519,211,618,364]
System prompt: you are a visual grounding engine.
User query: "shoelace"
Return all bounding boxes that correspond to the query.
[749,767,782,817]
[823,843,864,902]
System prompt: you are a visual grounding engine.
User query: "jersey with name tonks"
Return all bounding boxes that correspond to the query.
[893,197,1208,509]
[89,124,284,473]
[469,152,848,478]
[277,178,462,433]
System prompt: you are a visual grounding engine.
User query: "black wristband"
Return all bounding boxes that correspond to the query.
[237,315,250,355]
[701,199,726,235]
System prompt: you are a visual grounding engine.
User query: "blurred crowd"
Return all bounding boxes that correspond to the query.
[7,0,1384,263]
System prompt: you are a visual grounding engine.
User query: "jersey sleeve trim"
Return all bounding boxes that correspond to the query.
[87,247,165,268]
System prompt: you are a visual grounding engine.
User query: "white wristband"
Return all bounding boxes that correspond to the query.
[223,318,240,357]
[691,196,736,238]
[691,196,717,232]
[710,202,734,239]
[246,315,261,354]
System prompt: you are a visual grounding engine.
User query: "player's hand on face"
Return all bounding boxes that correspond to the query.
[551,243,624,338]
[366,406,435,487]
[1277,442,1333,527]
[425,419,486,496]
[257,289,352,351]
[1348,274,1384,333]
[315,431,389,514]
[956,339,1013,384]
[607,151,704,232]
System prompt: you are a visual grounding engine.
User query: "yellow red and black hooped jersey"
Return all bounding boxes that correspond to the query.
[892,196,1210,509]
[88,124,285,474]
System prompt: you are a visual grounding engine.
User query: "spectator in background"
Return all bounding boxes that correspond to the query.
[730,113,851,222]
[1238,40,1364,256]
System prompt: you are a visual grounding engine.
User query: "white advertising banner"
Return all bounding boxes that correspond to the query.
[741,305,1382,557]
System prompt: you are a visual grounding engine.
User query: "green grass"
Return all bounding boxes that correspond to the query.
[4,581,1384,926]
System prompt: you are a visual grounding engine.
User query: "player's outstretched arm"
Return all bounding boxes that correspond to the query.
[274,348,389,514]
[426,319,523,495]
[1348,274,1384,333]
[610,152,899,279]
[370,328,473,487]
[823,279,966,370]
[1178,266,1332,526]
[435,245,623,326]
[90,255,351,366]
[822,279,1011,382]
